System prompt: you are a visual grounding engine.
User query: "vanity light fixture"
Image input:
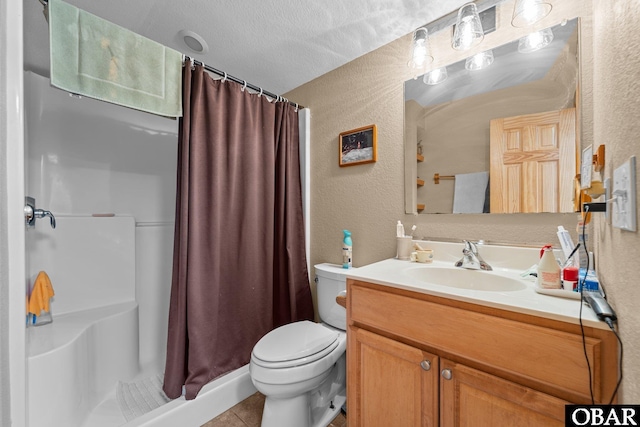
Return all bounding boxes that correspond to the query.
[511,0,552,27]
[423,67,448,85]
[518,27,554,53]
[452,3,484,51]
[409,27,433,69]
[465,50,494,70]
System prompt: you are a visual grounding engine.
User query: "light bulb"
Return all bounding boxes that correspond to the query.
[413,42,428,67]
[465,50,494,71]
[452,3,484,51]
[409,27,433,68]
[423,67,448,85]
[518,28,554,53]
[512,0,552,27]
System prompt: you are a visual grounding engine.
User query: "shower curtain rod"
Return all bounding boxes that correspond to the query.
[186,57,303,110]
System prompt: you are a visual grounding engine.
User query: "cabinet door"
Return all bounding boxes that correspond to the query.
[347,327,438,427]
[440,359,568,427]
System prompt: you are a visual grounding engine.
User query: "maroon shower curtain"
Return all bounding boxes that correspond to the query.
[163,62,314,400]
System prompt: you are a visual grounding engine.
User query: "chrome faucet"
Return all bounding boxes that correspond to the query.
[24,196,56,229]
[455,240,492,271]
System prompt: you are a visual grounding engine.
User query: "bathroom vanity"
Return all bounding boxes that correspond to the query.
[344,242,619,426]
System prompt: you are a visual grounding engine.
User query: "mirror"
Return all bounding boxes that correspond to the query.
[405,19,579,214]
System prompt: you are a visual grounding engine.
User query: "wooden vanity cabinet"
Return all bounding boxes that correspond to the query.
[346,280,619,427]
[439,358,566,427]
[350,327,439,426]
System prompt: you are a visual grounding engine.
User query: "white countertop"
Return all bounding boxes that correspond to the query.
[344,240,608,331]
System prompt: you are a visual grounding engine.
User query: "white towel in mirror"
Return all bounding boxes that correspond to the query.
[453,172,489,214]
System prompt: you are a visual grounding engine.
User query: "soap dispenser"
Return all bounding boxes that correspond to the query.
[537,245,561,289]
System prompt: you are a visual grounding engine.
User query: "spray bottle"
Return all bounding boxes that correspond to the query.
[342,230,352,269]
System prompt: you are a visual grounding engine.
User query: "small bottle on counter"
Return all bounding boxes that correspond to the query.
[562,266,579,292]
[537,245,561,289]
[342,230,352,269]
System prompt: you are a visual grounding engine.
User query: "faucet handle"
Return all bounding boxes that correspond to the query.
[34,209,56,229]
[461,240,475,254]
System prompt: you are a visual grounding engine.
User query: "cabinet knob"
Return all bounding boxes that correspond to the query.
[420,360,431,371]
[441,369,452,380]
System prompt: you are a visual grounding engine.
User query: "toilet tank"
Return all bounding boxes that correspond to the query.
[315,263,352,330]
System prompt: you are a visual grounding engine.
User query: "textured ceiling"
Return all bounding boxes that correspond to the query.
[23,0,470,96]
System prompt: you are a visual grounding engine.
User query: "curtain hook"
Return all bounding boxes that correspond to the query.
[295,102,299,112]
[241,80,247,92]
[258,88,263,97]
[221,72,227,83]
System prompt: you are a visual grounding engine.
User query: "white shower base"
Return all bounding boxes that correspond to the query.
[84,365,256,427]
[27,299,256,427]
[28,302,139,427]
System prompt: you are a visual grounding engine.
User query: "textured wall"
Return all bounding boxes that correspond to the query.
[286,0,639,403]
[591,0,640,404]
[287,37,409,269]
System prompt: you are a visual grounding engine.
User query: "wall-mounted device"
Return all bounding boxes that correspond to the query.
[611,155,637,231]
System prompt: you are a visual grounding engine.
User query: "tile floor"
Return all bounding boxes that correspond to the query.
[201,392,347,427]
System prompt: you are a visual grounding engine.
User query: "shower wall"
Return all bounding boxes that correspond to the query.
[24,71,178,371]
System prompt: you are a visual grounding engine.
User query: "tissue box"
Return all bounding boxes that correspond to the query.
[577,269,599,292]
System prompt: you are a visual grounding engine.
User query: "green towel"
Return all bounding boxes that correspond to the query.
[49,0,182,117]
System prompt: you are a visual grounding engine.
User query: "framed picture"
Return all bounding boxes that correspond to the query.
[339,124,377,167]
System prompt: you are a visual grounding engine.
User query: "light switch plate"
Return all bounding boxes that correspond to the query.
[612,156,636,231]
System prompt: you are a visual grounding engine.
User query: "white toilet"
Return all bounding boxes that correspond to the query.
[249,263,350,427]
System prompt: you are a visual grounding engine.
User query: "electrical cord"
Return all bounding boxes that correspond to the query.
[578,204,623,405]
[578,205,595,404]
[606,320,623,404]
[578,287,595,405]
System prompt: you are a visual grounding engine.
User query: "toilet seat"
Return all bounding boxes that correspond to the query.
[252,339,339,369]
[252,321,339,369]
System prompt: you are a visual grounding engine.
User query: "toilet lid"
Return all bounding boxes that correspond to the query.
[252,320,339,364]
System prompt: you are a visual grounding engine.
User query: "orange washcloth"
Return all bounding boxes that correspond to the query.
[28,271,55,316]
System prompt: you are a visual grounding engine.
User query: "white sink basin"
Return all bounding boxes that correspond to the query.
[404,266,527,292]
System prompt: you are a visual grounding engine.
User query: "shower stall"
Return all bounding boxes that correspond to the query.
[22,71,261,426]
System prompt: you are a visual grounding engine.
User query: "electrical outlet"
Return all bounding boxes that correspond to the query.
[612,156,636,231]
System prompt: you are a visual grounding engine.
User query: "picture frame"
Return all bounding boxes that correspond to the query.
[339,124,377,167]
